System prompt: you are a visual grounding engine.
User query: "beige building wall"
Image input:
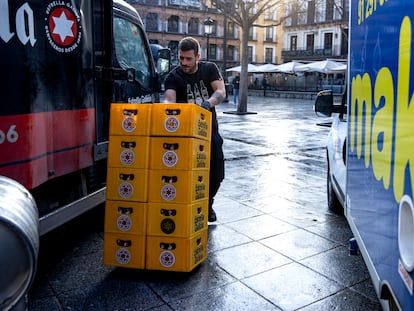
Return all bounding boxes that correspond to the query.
[245,3,285,64]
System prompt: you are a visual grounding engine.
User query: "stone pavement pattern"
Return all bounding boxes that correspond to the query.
[28,96,383,310]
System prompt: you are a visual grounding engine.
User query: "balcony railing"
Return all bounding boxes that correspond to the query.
[282,45,346,61]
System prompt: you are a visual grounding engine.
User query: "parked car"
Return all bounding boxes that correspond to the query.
[314,89,347,213]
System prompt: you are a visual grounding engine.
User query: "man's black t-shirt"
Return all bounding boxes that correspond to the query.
[164,61,222,105]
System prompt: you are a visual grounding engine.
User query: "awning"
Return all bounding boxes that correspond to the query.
[225,64,260,73]
[294,60,347,74]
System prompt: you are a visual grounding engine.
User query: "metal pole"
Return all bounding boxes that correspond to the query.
[206,34,210,61]
[223,12,229,102]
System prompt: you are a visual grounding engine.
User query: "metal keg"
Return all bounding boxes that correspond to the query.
[0,176,39,311]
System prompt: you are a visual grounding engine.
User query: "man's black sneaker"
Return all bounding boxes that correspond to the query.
[208,207,217,222]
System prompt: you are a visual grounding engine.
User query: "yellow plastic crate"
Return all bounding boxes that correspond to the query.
[148,169,209,203]
[107,136,150,169]
[149,137,210,170]
[147,199,208,237]
[109,103,152,136]
[150,103,211,141]
[145,229,207,272]
[104,200,147,235]
[103,232,146,269]
[106,168,148,202]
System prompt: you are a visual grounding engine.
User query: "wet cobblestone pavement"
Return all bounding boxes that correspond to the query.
[28,96,383,310]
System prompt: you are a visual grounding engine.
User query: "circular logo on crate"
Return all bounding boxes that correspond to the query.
[122,117,136,132]
[164,117,179,132]
[116,248,131,264]
[118,182,133,198]
[162,151,178,167]
[161,184,176,201]
[117,215,132,231]
[159,250,175,267]
[120,150,135,166]
[160,218,176,234]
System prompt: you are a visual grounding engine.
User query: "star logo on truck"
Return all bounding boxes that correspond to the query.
[45,3,82,52]
[51,11,75,44]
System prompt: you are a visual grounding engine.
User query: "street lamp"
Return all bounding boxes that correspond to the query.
[203,17,214,61]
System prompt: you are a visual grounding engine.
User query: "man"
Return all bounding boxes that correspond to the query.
[232,73,240,107]
[164,37,225,222]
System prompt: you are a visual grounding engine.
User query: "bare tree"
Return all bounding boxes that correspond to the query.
[210,0,302,113]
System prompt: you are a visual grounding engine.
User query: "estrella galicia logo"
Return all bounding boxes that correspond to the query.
[160,218,176,234]
[45,2,81,53]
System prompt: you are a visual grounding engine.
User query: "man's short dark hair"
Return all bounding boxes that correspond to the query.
[178,37,200,56]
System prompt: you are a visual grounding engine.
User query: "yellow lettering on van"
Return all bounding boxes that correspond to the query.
[372,67,393,189]
[365,0,373,19]
[394,16,414,202]
[358,0,364,24]
[350,73,372,167]
[351,15,414,204]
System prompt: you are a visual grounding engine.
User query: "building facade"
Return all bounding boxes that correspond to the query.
[127,0,349,72]
[127,0,242,76]
[282,0,349,62]
[246,6,283,65]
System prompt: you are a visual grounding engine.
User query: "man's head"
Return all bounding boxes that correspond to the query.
[178,37,201,74]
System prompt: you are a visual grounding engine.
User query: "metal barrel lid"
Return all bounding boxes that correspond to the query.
[0,176,39,310]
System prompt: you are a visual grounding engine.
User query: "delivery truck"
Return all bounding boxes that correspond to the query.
[315,1,414,310]
[0,0,170,309]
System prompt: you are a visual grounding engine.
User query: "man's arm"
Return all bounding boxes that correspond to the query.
[207,79,226,107]
[164,89,176,103]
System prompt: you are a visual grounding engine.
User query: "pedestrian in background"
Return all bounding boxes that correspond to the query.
[164,36,225,222]
[232,73,240,108]
[262,76,268,96]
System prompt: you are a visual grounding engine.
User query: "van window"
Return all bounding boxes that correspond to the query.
[113,17,151,89]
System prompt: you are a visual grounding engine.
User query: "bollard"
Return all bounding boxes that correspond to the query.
[349,237,359,256]
[0,176,39,311]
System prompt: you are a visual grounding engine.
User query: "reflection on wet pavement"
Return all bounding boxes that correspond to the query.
[28,97,382,311]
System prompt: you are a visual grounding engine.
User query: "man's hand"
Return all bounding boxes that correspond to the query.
[201,101,211,111]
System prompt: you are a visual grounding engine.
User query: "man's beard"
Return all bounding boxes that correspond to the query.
[182,64,196,74]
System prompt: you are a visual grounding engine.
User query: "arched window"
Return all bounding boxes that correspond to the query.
[146,13,158,31]
[188,17,199,35]
[168,16,180,33]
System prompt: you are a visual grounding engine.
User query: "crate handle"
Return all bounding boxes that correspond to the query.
[123,109,138,116]
[199,145,205,152]
[160,242,176,250]
[117,207,133,214]
[162,176,177,183]
[197,176,203,183]
[165,109,181,115]
[163,143,179,150]
[116,239,132,247]
[121,141,136,148]
[119,173,134,181]
[196,238,202,245]
[200,113,205,120]
[197,207,202,214]
[160,209,176,216]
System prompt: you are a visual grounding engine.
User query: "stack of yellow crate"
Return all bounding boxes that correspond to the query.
[146,103,211,272]
[104,104,152,269]
[104,103,211,272]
